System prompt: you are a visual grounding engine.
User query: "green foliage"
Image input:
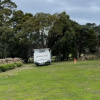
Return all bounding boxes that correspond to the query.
[48,12,77,60]
[28,57,34,63]
[0,62,23,72]
[0,0,100,62]
[86,29,99,53]
[14,62,23,67]
[0,0,17,26]
[0,26,15,58]
[0,63,16,72]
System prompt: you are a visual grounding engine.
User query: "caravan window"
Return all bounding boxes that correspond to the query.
[39,49,45,53]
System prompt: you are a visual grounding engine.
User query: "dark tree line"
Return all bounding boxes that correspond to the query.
[0,0,100,62]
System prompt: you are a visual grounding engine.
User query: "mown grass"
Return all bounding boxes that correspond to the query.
[0,60,100,100]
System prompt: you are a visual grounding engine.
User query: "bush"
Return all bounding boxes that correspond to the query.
[28,58,34,63]
[51,56,56,62]
[0,62,23,72]
[87,54,97,60]
[0,63,16,72]
[0,64,9,72]
[14,62,23,67]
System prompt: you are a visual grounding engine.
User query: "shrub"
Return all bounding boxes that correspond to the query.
[14,62,23,67]
[28,58,34,63]
[87,54,97,60]
[7,63,16,69]
[52,56,56,62]
[0,63,16,72]
[0,62,23,72]
[0,58,23,72]
[0,64,9,72]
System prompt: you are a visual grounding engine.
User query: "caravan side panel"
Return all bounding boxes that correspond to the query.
[34,48,51,65]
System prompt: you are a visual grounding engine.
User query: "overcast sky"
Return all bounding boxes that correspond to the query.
[11,0,100,25]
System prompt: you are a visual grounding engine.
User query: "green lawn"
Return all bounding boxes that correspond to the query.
[0,60,100,100]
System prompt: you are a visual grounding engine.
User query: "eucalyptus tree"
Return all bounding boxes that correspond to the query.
[86,29,99,53]
[48,12,76,60]
[15,12,57,62]
[11,12,34,62]
[82,23,99,54]
[16,17,34,61]
[33,12,55,48]
[0,0,17,26]
[0,26,14,58]
[93,25,100,47]
[10,10,24,33]
[75,24,99,58]
[85,23,96,28]
[76,26,89,56]
[0,0,17,58]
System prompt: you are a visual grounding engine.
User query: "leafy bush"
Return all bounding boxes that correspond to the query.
[0,62,23,72]
[0,63,16,72]
[28,58,34,63]
[0,64,9,72]
[14,62,23,67]
[51,56,56,62]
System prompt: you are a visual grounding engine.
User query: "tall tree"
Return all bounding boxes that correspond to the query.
[48,12,76,60]
[34,12,54,48]
[0,26,14,58]
[0,0,17,26]
[0,0,17,58]
[86,29,99,53]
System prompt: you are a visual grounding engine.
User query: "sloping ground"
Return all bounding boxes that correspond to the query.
[0,60,100,100]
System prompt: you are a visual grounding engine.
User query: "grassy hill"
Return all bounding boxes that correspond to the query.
[0,60,100,100]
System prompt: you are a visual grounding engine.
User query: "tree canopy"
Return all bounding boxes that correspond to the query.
[0,0,100,62]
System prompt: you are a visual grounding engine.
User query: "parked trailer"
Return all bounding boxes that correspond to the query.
[34,48,51,65]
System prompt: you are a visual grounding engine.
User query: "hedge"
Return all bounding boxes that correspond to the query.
[0,62,23,72]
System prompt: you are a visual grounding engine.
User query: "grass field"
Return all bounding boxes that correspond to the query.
[0,60,100,100]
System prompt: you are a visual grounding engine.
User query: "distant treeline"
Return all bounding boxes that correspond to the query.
[0,0,100,62]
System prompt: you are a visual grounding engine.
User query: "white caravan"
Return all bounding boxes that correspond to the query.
[34,48,51,65]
